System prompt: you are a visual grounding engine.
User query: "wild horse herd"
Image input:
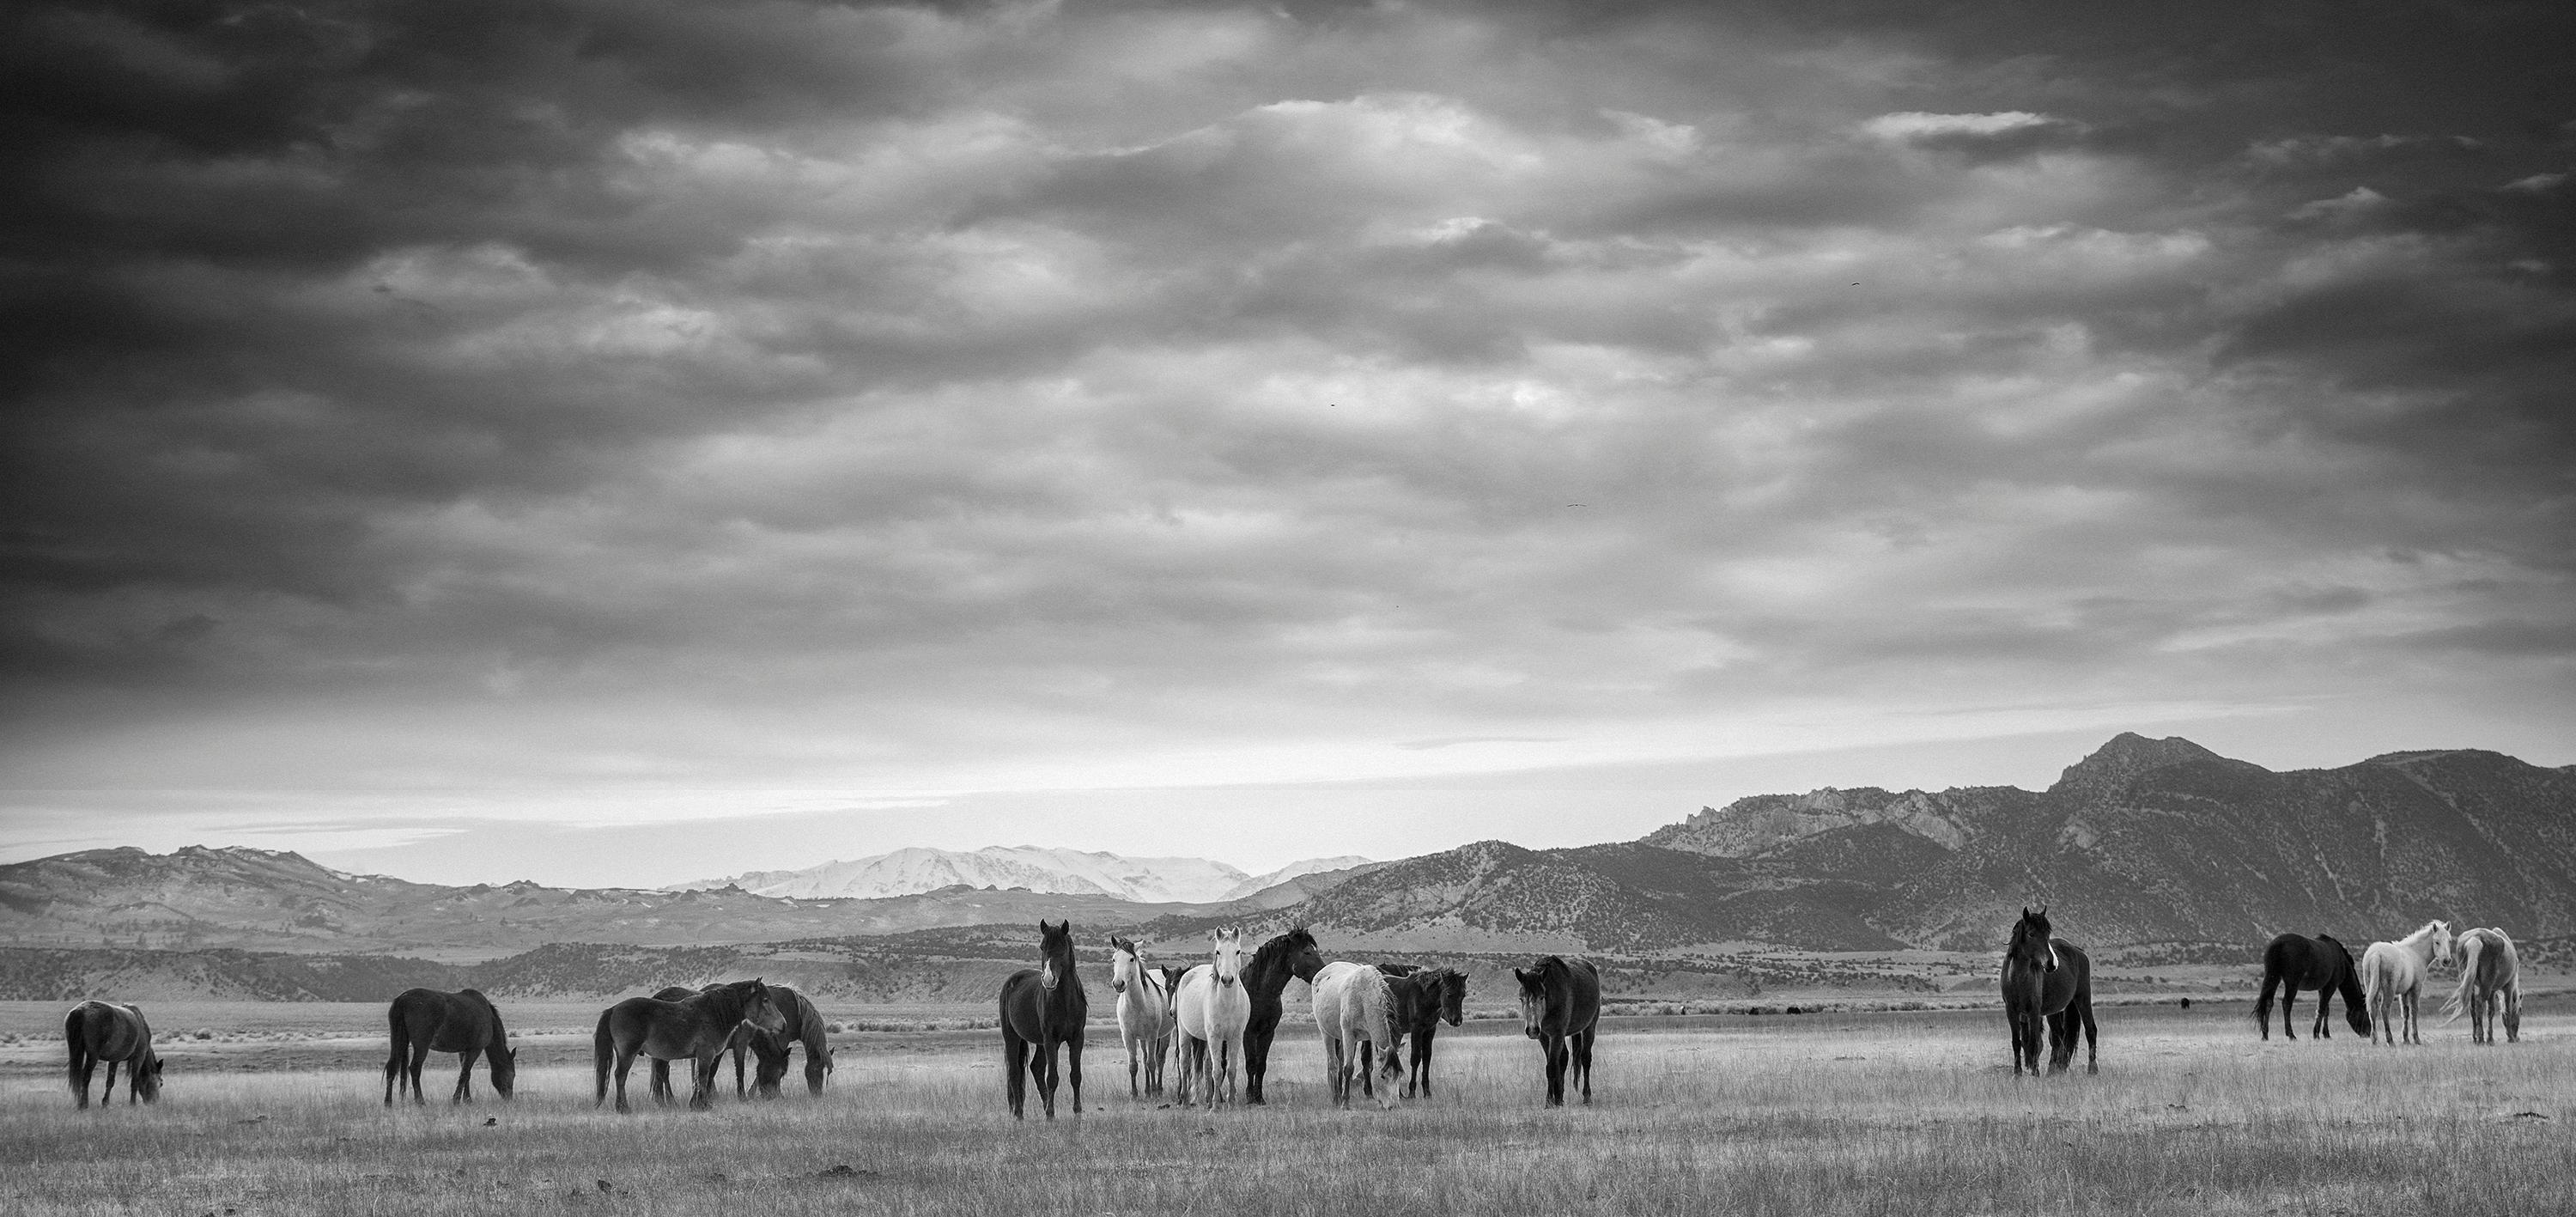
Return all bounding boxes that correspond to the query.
[57,910,2530,1111]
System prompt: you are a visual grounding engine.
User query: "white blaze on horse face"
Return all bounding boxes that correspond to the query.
[2046,941,2061,973]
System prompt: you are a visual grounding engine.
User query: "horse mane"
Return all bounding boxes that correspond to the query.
[1252,926,1315,967]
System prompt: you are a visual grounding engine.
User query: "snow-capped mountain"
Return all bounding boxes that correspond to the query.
[667,846,1371,904]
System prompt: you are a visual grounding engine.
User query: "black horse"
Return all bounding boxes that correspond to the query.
[593,978,785,1112]
[2000,905,2098,1075]
[2255,933,2372,1041]
[66,1001,162,1108]
[999,919,1086,1120]
[1240,926,1325,1104]
[1513,956,1599,1106]
[384,987,516,1105]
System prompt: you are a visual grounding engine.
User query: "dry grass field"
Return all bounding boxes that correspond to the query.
[3,1000,2570,1216]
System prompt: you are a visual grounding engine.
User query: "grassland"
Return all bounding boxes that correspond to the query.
[3,1001,2570,1216]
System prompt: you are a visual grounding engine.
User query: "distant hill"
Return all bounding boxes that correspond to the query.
[667,845,1374,904]
[0,846,1361,959]
[1149,735,2576,953]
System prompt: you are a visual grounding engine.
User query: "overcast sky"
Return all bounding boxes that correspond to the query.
[3,0,2571,888]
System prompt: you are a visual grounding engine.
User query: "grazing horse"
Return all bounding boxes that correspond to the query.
[593,979,786,1113]
[1313,960,1406,1110]
[1237,926,1325,1104]
[999,919,1087,1120]
[1174,928,1250,1109]
[1998,906,2097,1075]
[736,983,833,1097]
[1109,935,1174,1098]
[2443,927,2521,1044]
[1393,967,1467,1098]
[2254,934,2372,1041]
[2360,920,2453,1047]
[384,988,516,1105]
[1513,955,1601,1106]
[65,1001,162,1108]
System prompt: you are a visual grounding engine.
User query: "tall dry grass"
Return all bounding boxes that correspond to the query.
[2,1007,2567,1216]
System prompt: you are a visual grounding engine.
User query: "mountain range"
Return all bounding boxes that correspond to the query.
[1140,733,2576,954]
[667,846,1374,904]
[4,735,2571,983]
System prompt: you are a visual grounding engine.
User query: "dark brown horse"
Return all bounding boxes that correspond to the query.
[1394,967,1467,1098]
[2254,933,2371,1041]
[2001,906,2098,1075]
[66,1001,161,1108]
[384,988,516,1105]
[999,919,1086,1120]
[1239,926,1324,1104]
[593,979,786,1112]
[736,984,833,1098]
[1513,956,1599,1106]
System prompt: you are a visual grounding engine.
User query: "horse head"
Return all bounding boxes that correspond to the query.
[1281,926,1324,983]
[739,979,790,1034]
[2431,921,2455,967]
[1437,970,1467,1027]
[1108,934,1140,994]
[1036,920,1076,991]
[1211,927,1244,988]
[2009,906,2057,974]
[1513,961,1552,1040]
[490,1044,519,1098]
[135,1056,164,1103]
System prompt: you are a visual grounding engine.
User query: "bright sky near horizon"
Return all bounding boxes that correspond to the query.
[3,1,2572,888]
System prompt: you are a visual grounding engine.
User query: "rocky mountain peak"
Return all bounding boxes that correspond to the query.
[2047,733,2228,794]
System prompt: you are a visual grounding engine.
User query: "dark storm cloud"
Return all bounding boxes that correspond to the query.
[3,0,2573,859]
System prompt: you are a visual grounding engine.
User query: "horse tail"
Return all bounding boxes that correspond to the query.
[384,999,407,1101]
[592,1008,614,1105]
[66,1007,89,1101]
[2252,956,2281,1028]
[2441,933,2482,1023]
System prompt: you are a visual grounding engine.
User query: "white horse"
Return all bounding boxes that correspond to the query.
[2442,927,2522,1044]
[1173,928,1249,1109]
[1108,935,1174,1098]
[1311,960,1405,1110]
[2360,920,2452,1046]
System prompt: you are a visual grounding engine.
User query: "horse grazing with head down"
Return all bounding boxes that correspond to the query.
[2443,927,2520,1044]
[66,1001,162,1108]
[1174,928,1250,1109]
[1312,960,1406,1110]
[2254,934,2370,1041]
[1999,906,2097,1075]
[1393,967,1466,1098]
[1238,926,1325,1104]
[384,988,516,1105]
[648,983,830,1100]
[2360,920,2452,1046]
[593,978,786,1112]
[1108,935,1173,1098]
[999,919,1087,1120]
[1513,955,1600,1106]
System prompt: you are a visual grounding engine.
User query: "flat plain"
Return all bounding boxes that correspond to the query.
[3,999,2570,1216]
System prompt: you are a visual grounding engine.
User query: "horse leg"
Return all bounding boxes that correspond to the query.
[102,1059,118,1104]
[1543,1032,1567,1107]
[1576,1028,1595,1102]
[1242,1019,1273,1105]
[1067,1035,1084,1115]
[2080,1000,2099,1074]
[2278,987,2297,1040]
[691,1055,719,1111]
[613,1047,641,1115]
[1033,1043,1056,1121]
[453,1048,477,1104]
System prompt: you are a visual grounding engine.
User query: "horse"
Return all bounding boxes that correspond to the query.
[2359,920,2453,1046]
[736,983,833,1097]
[384,988,516,1105]
[2442,927,2521,1044]
[1513,955,1601,1106]
[1174,928,1249,1109]
[2253,934,2371,1041]
[1998,906,2097,1075]
[1236,926,1325,1104]
[1109,935,1174,1098]
[593,978,786,1113]
[65,1001,162,1108]
[1393,967,1466,1098]
[1313,960,1406,1110]
[998,919,1087,1120]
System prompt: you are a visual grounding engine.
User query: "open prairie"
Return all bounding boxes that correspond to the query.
[5,999,2573,1216]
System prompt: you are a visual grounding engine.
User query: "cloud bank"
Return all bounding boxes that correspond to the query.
[4,0,2571,881]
